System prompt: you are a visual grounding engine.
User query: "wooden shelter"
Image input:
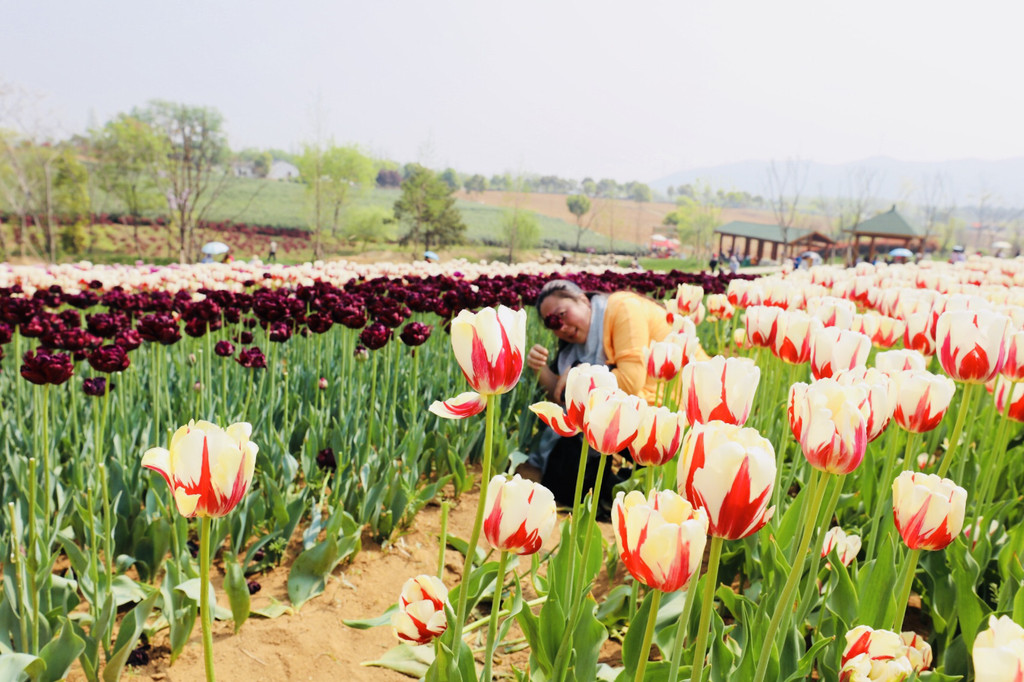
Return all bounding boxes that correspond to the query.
[714,221,835,263]
[848,206,922,263]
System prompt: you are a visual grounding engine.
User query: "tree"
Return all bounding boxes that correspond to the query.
[439,167,460,191]
[376,168,402,188]
[765,158,809,257]
[296,143,375,259]
[581,178,597,197]
[665,188,721,261]
[566,194,592,251]
[464,174,488,196]
[630,182,652,244]
[91,114,168,259]
[132,100,230,263]
[596,178,618,199]
[502,207,540,263]
[394,164,466,252]
[345,205,394,249]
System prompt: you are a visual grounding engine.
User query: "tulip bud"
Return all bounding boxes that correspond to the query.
[318,377,328,390]
[189,353,198,366]
[142,420,258,518]
[353,344,369,362]
[840,626,917,681]
[644,339,685,381]
[193,381,203,393]
[900,632,933,672]
[936,309,1011,383]
[391,575,449,644]
[82,377,110,397]
[680,356,760,426]
[483,475,557,555]
[973,615,1024,682]
[612,489,708,592]
[891,370,956,433]
[582,387,643,455]
[450,305,526,396]
[773,310,814,364]
[821,526,861,566]
[809,323,871,380]
[793,378,870,474]
[892,471,966,550]
[678,421,775,540]
[706,294,734,321]
[995,377,1024,422]
[628,404,687,467]
[874,349,927,376]
[833,367,896,442]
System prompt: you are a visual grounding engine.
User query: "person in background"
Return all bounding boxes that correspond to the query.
[709,252,719,272]
[520,279,673,511]
[268,240,277,263]
[729,252,740,273]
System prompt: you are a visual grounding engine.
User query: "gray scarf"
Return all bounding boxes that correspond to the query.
[529,294,608,473]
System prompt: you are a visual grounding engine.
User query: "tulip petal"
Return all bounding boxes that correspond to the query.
[173,488,201,517]
[429,392,487,419]
[530,401,579,437]
[141,447,173,488]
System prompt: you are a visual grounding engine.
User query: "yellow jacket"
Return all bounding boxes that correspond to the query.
[601,291,673,402]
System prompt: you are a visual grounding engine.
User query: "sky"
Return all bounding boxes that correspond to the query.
[3,0,1024,185]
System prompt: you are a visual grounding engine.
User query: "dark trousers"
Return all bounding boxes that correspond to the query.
[540,434,631,519]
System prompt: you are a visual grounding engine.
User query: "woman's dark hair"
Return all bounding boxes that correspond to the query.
[535,279,586,315]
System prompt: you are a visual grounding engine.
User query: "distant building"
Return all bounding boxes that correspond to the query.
[268,160,299,181]
[232,161,257,178]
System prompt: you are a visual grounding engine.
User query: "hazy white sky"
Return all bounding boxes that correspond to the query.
[4,0,1023,183]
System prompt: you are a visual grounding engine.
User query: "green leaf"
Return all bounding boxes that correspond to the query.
[223,557,250,632]
[620,590,656,674]
[287,536,342,610]
[102,591,158,682]
[0,654,45,681]
[948,539,988,653]
[363,643,435,676]
[444,533,488,566]
[174,579,233,620]
[781,634,832,682]
[38,619,85,682]
[251,597,293,619]
[856,534,897,628]
[826,558,858,626]
[342,604,399,629]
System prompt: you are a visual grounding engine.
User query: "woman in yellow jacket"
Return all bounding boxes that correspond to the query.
[522,279,673,509]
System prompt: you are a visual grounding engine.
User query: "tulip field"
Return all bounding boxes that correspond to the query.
[1,256,1024,681]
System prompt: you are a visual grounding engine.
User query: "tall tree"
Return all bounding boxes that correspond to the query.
[464,174,488,196]
[502,207,539,264]
[132,100,230,263]
[664,186,721,262]
[296,143,374,259]
[394,164,466,252]
[91,114,168,259]
[566,194,591,251]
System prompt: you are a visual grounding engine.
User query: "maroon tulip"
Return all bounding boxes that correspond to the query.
[137,314,181,345]
[268,321,292,343]
[306,313,333,334]
[400,322,433,347]
[214,340,235,357]
[83,377,112,396]
[359,322,392,350]
[316,447,336,471]
[236,347,267,369]
[239,330,254,345]
[115,329,142,351]
[88,344,130,373]
[21,349,74,385]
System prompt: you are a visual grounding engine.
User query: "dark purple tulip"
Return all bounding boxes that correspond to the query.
[184,318,208,338]
[359,322,392,350]
[58,310,81,329]
[399,322,433,347]
[224,308,241,324]
[137,314,181,345]
[65,291,99,310]
[88,344,130,373]
[252,294,288,323]
[21,349,74,385]
[316,447,336,471]
[268,321,292,343]
[236,347,267,369]
[214,340,235,357]
[0,323,12,345]
[86,313,125,338]
[247,579,262,595]
[306,313,333,334]
[115,329,142,351]
[83,377,111,396]
[239,330,254,345]
[21,315,50,339]
[333,306,367,329]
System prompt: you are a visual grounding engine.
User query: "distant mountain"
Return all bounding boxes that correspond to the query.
[650,157,1024,208]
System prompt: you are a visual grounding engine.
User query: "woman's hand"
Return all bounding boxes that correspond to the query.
[553,370,569,403]
[526,344,549,372]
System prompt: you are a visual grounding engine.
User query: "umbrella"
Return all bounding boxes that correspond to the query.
[992,240,1012,249]
[424,251,439,262]
[889,247,914,258]
[201,241,230,256]
[952,245,965,252]
[650,234,667,242]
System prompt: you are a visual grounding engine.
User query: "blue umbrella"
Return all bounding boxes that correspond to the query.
[424,251,439,262]
[889,247,914,258]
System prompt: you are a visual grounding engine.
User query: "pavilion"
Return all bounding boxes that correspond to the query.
[713,221,835,263]
[847,206,923,263]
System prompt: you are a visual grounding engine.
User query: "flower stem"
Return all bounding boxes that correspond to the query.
[7,503,28,653]
[634,589,663,682]
[450,394,496,666]
[753,469,828,682]
[199,516,216,681]
[866,429,909,560]
[974,392,1014,526]
[437,501,449,580]
[667,570,700,682]
[892,548,922,631]
[26,457,39,655]
[937,382,977,478]
[690,535,724,682]
[482,550,510,682]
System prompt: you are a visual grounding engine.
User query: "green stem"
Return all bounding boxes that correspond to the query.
[937,382,977,478]
[7,503,28,653]
[892,548,922,631]
[41,385,51,530]
[667,569,701,682]
[27,457,38,655]
[634,590,663,682]
[772,430,791,513]
[450,394,496,666]
[955,384,982,484]
[437,501,449,579]
[367,350,378,455]
[753,469,828,682]
[975,394,1014,525]
[100,463,114,625]
[866,430,910,560]
[690,536,724,682]
[86,486,101,624]
[482,550,510,682]
[199,516,216,682]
